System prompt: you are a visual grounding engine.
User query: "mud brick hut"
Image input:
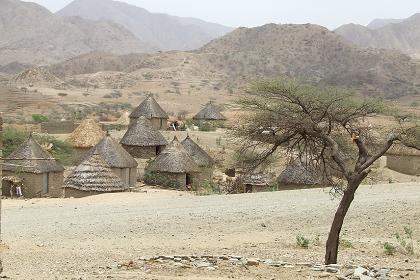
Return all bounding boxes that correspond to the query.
[386,145,420,176]
[147,137,200,188]
[66,118,105,163]
[193,101,226,122]
[85,131,138,187]
[181,135,214,182]
[129,94,169,130]
[3,135,65,198]
[120,116,168,159]
[64,152,127,198]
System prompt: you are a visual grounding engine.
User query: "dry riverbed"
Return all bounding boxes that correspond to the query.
[0,183,419,279]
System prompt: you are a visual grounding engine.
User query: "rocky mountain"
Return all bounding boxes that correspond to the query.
[46,23,420,99]
[57,0,234,51]
[335,14,420,58]
[0,0,152,65]
[367,18,404,30]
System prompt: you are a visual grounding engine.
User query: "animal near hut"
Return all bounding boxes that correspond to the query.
[64,152,126,198]
[129,94,169,130]
[120,116,168,159]
[3,135,64,198]
[85,131,138,187]
[147,137,200,188]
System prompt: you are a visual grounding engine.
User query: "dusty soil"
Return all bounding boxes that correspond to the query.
[1,183,419,279]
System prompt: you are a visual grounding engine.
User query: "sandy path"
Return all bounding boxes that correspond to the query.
[1,183,419,279]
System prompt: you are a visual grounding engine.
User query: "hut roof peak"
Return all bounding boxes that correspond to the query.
[120,116,168,147]
[4,136,64,174]
[130,95,169,119]
[193,102,226,121]
[181,135,214,168]
[66,118,105,148]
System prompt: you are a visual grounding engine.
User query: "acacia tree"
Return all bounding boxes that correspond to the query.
[232,79,419,264]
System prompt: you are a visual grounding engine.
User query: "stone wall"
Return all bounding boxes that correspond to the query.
[386,155,420,175]
[111,167,137,187]
[41,121,76,134]
[122,145,164,159]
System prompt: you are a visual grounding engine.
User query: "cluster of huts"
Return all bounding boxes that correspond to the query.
[2,95,225,198]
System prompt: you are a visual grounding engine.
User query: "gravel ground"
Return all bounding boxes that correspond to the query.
[0,183,419,279]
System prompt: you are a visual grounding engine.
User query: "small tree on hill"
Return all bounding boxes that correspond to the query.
[232,79,420,264]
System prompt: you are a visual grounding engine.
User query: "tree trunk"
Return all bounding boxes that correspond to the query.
[324,183,357,264]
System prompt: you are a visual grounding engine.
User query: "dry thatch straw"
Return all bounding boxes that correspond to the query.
[3,136,64,174]
[130,94,168,119]
[116,111,130,126]
[85,132,138,168]
[278,158,323,185]
[241,173,274,186]
[148,137,199,173]
[181,135,214,167]
[193,101,226,121]
[386,144,420,156]
[66,118,105,148]
[64,153,126,192]
[120,116,167,147]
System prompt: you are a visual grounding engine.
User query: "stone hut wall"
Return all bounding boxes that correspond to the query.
[41,121,76,134]
[111,167,137,187]
[129,117,167,130]
[386,155,420,175]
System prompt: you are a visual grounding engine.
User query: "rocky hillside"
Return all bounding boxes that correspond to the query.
[199,24,420,98]
[44,23,420,99]
[0,0,151,65]
[57,0,234,51]
[335,14,420,58]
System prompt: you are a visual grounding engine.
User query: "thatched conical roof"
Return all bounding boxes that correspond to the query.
[116,111,130,126]
[181,135,214,167]
[3,136,64,174]
[66,118,105,148]
[64,153,126,192]
[193,102,226,121]
[278,159,324,185]
[85,132,138,168]
[130,95,168,119]
[120,116,168,147]
[148,137,199,173]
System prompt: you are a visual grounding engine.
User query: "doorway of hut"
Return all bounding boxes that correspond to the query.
[186,174,193,186]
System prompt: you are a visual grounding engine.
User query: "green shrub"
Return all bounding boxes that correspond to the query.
[194,180,222,196]
[143,170,180,189]
[339,238,354,249]
[394,226,415,255]
[32,114,49,123]
[384,242,396,255]
[296,235,310,249]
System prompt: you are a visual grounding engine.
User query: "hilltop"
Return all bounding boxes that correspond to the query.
[0,0,152,65]
[57,0,234,51]
[336,13,420,58]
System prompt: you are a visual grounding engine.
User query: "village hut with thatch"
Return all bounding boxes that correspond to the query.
[120,116,168,159]
[193,101,226,122]
[386,145,420,176]
[130,94,169,130]
[278,158,324,187]
[241,173,275,193]
[85,131,138,187]
[66,118,105,163]
[3,135,65,198]
[64,152,127,198]
[146,137,200,188]
[181,135,214,181]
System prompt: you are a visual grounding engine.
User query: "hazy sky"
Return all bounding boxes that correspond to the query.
[26,0,420,29]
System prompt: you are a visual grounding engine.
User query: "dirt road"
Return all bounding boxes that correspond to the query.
[1,183,419,279]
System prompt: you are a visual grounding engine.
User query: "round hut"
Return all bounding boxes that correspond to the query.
[85,131,138,187]
[278,158,324,187]
[181,135,214,182]
[64,152,127,198]
[3,135,65,198]
[66,118,105,163]
[193,101,226,121]
[130,94,169,130]
[120,116,168,159]
[147,137,200,188]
